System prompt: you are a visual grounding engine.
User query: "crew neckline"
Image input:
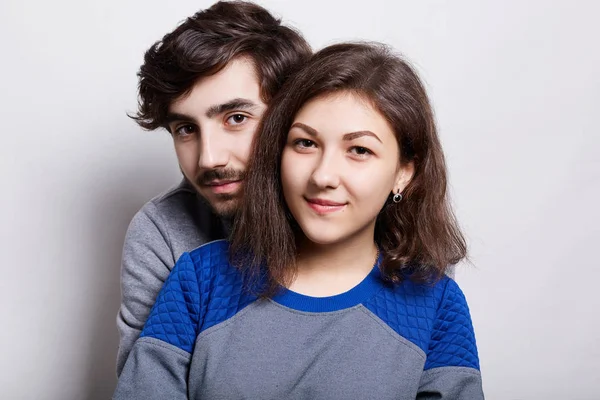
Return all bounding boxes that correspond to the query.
[271,253,383,313]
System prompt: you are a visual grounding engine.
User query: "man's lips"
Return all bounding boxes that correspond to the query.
[203,180,242,194]
[305,197,347,213]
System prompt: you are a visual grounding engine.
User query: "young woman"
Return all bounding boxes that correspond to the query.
[115,42,483,399]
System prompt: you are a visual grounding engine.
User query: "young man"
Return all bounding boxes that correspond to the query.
[116,0,311,375]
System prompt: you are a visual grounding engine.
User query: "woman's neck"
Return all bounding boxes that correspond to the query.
[288,229,378,297]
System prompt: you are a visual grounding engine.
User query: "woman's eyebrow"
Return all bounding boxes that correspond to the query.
[291,122,382,143]
[290,122,318,137]
[342,131,382,143]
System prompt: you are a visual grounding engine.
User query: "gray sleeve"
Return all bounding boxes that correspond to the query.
[116,204,175,376]
[417,366,484,399]
[113,337,190,399]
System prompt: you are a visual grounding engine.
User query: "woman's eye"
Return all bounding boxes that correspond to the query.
[350,146,373,156]
[226,114,248,126]
[294,139,316,149]
[175,125,196,137]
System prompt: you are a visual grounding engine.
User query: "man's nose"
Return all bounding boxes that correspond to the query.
[198,129,229,170]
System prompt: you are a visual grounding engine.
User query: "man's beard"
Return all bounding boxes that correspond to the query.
[196,168,246,187]
[205,195,239,218]
[195,168,246,218]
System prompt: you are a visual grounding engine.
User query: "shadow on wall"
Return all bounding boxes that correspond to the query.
[79,156,178,400]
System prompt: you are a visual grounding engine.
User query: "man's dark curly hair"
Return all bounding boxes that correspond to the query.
[131,1,312,130]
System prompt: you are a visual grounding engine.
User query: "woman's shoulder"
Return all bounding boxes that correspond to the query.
[380,273,455,301]
[188,239,231,261]
[363,274,468,353]
[391,274,471,318]
[172,239,242,287]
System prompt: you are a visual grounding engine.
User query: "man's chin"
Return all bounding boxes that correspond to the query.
[194,184,240,217]
[206,197,240,218]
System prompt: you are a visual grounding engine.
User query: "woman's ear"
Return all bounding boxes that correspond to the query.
[393,161,415,194]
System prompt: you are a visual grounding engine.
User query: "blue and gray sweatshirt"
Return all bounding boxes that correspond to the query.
[114,240,483,399]
[116,179,228,375]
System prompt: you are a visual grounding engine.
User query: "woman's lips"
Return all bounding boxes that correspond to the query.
[305,197,347,214]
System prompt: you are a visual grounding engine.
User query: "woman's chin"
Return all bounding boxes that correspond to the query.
[299,226,344,246]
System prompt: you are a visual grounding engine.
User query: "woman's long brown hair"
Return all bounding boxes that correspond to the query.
[231,42,466,296]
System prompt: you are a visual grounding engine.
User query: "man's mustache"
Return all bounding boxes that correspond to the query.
[197,168,246,186]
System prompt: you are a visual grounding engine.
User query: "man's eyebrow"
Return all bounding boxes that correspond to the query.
[165,112,195,125]
[205,98,260,118]
[290,122,382,143]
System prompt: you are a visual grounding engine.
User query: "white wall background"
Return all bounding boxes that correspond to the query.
[1,0,598,398]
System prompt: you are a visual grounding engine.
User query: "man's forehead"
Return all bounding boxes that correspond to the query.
[173,58,260,104]
[169,58,264,115]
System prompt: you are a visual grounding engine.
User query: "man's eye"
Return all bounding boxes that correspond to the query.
[226,114,248,126]
[174,125,196,137]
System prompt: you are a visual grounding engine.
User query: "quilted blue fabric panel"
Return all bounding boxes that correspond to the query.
[140,252,200,353]
[363,277,443,353]
[140,240,257,353]
[189,240,257,334]
[424,279,479,370]
[364,277,479,370]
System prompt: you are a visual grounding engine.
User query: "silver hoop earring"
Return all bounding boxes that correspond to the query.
[392,191,403,203]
